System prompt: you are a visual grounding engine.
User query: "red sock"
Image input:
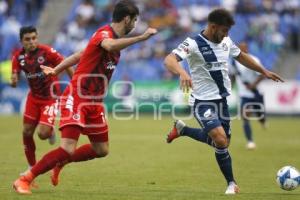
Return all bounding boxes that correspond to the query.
[23,135,36,166]
[31,147,70,177]
[71,144,98,162]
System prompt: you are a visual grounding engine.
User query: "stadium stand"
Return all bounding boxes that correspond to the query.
[0,0,300,81]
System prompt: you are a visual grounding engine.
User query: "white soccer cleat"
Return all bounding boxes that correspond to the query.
[48,130,56,145]
[225,182,240,194]
[246,141,256,150]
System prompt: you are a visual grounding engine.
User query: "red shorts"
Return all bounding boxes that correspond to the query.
[23,92,58,127]
[59,87,108,142]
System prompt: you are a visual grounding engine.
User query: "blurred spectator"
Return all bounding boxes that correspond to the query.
[2,0,299,82]
[0,0,8,15]
[75,0,95,25]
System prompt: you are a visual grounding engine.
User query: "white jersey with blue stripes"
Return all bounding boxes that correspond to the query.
[233,54,262,98]
[172,32,241,100]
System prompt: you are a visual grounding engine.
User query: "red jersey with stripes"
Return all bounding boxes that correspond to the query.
[12,44,63,99]
[70,25,120,101]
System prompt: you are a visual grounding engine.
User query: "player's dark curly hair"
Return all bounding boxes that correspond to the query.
[112,0,139,22]
[208,8,235,26]
[19,26,37,40]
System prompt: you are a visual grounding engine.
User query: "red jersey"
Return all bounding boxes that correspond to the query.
[71,25,120,100]
[12,44,63,99]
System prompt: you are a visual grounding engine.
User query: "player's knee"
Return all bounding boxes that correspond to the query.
[37,132,50,140]
[95,148,109,158]
[214,136,228,147]
[210,129,228,147]
[209,126,229,147]
[23,127,35,137]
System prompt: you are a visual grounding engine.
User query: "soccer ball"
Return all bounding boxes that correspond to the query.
[276,166,300,191]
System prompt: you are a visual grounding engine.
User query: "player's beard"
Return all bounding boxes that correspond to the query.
[125,26,133,35]
[212,33,222,44]
[25,44,37,52]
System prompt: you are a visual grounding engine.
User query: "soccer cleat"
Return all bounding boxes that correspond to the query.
[13,176,32,195]
[225,182,240,194]
[51,164,63,186]
[166,120,185,143]
[48,130,56,145]
[19,167,38,189]
[246,141,256,150]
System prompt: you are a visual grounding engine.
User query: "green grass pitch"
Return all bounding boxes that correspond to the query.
[0,115,299,200]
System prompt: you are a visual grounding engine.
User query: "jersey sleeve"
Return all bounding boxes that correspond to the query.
[229,38,241,58]
[228,59,238,76]
[92,29,113,47]
[45,46,64,67]
[172,37,196,60]
[11,53,21,74]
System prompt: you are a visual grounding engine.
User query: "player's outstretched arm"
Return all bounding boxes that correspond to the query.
[65,66,74,79]
[235,52,284,82]
[41,51,82,76]
[101,28,157,52]
[164,53,192,92]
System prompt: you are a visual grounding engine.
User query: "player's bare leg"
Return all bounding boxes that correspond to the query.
[90,141,109,157]
[38,124,56,145]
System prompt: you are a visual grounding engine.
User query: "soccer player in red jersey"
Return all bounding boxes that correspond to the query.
[13,0,157,194]
[11,26,74,175]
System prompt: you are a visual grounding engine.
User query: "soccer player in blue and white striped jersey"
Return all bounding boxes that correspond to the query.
[164,8,283,194]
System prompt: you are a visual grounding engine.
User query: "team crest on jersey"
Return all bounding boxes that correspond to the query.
[18,55,25,60]
[37,56,45,64]
[222,43,228,51]
[72,114,80,121]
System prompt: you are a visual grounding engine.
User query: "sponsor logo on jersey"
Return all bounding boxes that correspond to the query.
[202,50,213,55]
[204,63,212,69]
[106,61,116,70]
[26,72,45,79]
[37,56,45,64]
[222,43,228,51]
[204,62,226,70]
